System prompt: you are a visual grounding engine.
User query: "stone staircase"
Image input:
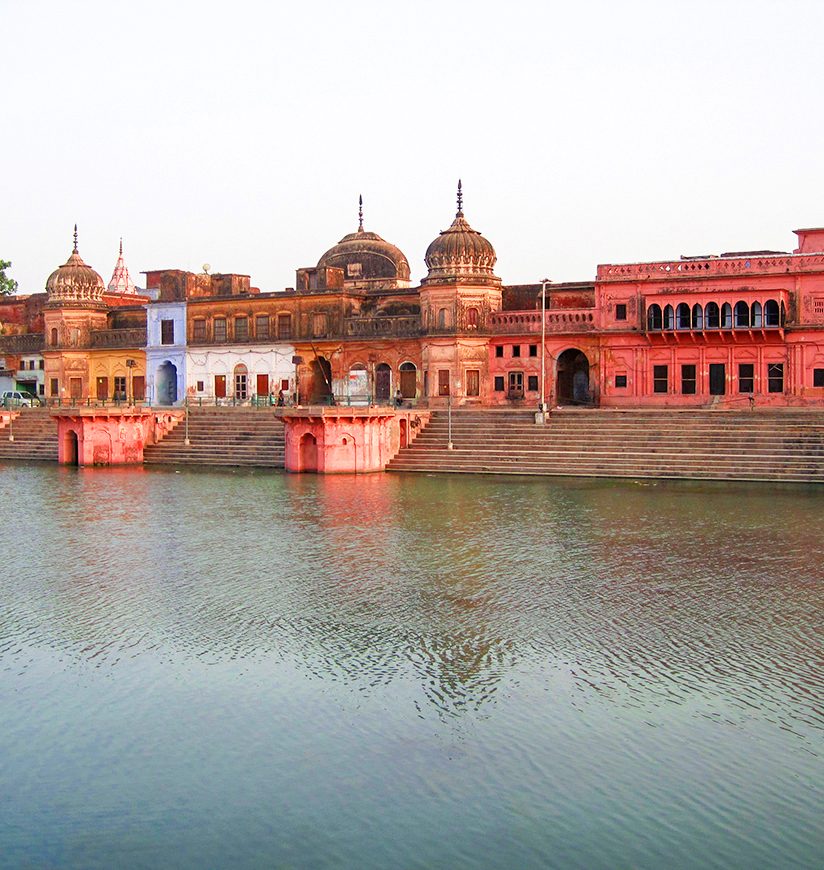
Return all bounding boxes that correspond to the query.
[387,408,824,483]
[0,408,58,462]
[143,406,285,468]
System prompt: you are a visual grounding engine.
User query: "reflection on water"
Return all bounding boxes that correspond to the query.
[0,465,822,868]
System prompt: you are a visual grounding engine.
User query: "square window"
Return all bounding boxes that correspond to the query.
[495,346,504,358]
[512,345,521,358]
[813,368,824,387]
[161,319,174,345]
[767,363,784,393]
[653,364,668,393]
[192,319,206,341]
[616,303,627,321]
[529,344,537,357]
[527,375,538,391]
[494,376,504,392]
[196,380,205,392]
[214,318,227,342]
[738,363,754,393]
[615,374,627,388]
[235,316,249,341]
[255,315,269,339]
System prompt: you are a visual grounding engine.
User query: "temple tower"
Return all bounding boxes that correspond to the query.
[419,182,502,403]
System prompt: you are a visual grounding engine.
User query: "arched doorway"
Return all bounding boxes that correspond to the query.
[63,430,78,466]
[310,357,333,404]
[156,361,178,405]
[375,363,391,403]
[234,363,248,401]
[300,432,318,472]
[399,362,417,399]
[556,349,591,405]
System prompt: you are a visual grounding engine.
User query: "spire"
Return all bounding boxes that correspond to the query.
[456,179,463,218]
[358,194,364,232]
[107,237,136,295]
[73,224,78,254]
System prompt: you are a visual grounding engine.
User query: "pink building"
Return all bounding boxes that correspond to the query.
[489,228,824,408]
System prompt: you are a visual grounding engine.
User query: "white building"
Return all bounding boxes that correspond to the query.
[186,343,296,403]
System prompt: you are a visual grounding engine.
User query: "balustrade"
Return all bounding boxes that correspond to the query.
[89,327,147,348]
[489,309,596,334]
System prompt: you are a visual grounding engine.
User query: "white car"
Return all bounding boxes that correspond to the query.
[1,390,40,407]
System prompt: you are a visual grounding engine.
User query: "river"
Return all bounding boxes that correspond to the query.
[0,464,821,868]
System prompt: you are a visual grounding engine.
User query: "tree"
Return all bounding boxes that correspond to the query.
[0,260,18,295]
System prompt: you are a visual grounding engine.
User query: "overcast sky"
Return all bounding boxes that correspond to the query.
[4,0,823,294]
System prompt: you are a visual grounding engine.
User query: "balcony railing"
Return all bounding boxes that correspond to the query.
[344,315,421,338]
[490,309,596,334]
[0,333,45,353]
[597,252,824,281]
[89,327,147,348]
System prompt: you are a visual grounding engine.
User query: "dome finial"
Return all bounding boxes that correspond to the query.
[456,179,463,217]
[119,237,123,255]
[73,224,78,254]
[358,194,364,232]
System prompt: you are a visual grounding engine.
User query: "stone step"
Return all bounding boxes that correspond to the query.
[388,410,824,483]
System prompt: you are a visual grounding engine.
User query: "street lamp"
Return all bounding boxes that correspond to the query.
[539,278,551,419]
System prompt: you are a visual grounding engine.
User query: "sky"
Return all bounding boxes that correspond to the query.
[3,0,824,294]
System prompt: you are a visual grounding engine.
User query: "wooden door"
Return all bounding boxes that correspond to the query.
[400,367,416,398]
[466,369,480,397]
[214,375,227,398]
[438,369,450,396]
[132,376,145,401]
[96,377,108,401]
[256,373,269,397]
[375,365,391,402]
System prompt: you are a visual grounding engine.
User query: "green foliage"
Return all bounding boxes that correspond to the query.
[0,260,18,296]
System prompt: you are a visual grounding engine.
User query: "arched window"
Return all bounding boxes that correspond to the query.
[234,363,248,400]
[705,302,720,328]
[691,304,703,330]
[734,301,750,328]
[647,304,663,330]
[721,303,732,328]
[765,299,780,327]
[751,301,762,328]
[466,307,479,329]
[676,303,691,329]
[663,305,674,330]
[50,327,58,346]
[437,308,448,329]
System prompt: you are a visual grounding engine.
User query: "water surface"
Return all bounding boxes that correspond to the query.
[0,465,822,868]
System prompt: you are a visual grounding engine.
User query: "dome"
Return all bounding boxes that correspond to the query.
[46,227,105,304]
[424,181,497,282]
[316,197,410,284]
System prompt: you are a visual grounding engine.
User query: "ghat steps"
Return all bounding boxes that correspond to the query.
[0,408,58,462]
[387,408,824,483]
[143,407,285,468]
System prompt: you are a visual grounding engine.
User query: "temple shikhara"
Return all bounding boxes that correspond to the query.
[2,184,824,474]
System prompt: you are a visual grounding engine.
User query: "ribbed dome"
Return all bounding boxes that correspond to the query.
[317,226,411,282]
[46,228,105,304]
[424,182,497,281]
[317,197,410,284]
